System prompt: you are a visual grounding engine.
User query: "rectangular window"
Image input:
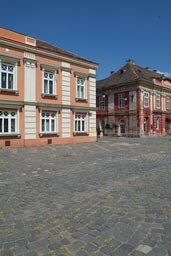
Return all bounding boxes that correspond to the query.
[43,71,54,95]
[0,110,17,134]
[99,96,105,110]
[0,63,14,90]
[156,94,160,109]
[74,113,87,132]
[77,77,85,99]
[156,117,160,129]
[118,93,125,108]
[144,92,149,107]
[41,112,57,133]
[166,97,170,110]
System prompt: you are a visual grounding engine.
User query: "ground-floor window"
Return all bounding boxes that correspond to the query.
[0,110,17,134]
[156,117,160,129]
[144,118,148,133]
[41,111,57,133]
[120,120,125,134]
[74,113,87,132]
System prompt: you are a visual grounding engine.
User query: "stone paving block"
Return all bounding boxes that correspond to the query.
[75,250,89,256]
[23,251,38,256]
[130,251,145,256]
[1,250,13,256]
[146,246,167,256]
[0,137,171,256]
[135,244,152,254]
[68,241,85,253]
[100,245,114,255]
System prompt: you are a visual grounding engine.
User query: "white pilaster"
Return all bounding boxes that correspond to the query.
[24,105,36,139]
[89,111,97,136]
[24,61,36,102]
[61,63,71,105]
[62,109,70,137]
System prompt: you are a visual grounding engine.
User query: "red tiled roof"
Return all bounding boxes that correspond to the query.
[97,60,170,89]
[36,39,98,65]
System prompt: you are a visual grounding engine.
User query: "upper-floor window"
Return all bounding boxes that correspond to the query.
[144,92,149,107]
[118,93,125,108]
[41,111,57,133]
[77,77,86,99]
[43,71,55,95]
[0,63,15,90]
[156,94,160,109]
[166,97,170,110]
[74,113,87,133]
[99,95,105,110]
[0,110,17,134]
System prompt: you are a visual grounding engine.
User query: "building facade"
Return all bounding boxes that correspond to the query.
[97,59,171,137]
[0,27,98,147]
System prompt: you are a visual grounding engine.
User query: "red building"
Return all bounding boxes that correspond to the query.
[96,59,171,137]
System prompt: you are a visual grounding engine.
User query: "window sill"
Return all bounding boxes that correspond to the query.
[73,132,89,136]
[75,98,88,103]
[0,133,21,137]
[41,93,58,99]
[39,132,59,137]
[0,89,19,95]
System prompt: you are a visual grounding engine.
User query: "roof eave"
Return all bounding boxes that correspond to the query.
[0,37,99,69]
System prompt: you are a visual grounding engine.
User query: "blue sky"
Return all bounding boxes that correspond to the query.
[1,0,171,80]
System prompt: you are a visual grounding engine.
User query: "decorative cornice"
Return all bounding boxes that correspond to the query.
[0,51,21,63]
[88,73,96,78]
[71,106,96,112]
[0,100,24,108]
[60,66,72,72]
[40,62,59,72]
[23,57,37,64]
[74,71,88,78]
[0,99,97,112]
[0,39,98,69]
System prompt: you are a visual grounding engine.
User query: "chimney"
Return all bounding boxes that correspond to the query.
[126,59,135,64]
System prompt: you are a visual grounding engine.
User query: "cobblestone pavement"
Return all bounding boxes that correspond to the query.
[0,137,171,256]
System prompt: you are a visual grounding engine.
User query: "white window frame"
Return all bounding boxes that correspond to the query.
[0,109,18,135]
[42,69,56,95]
[166,97,170,110]
[118,93,125,108]
[144,92,149,108]
[156,94,161,109]
[0,60,18,91]
[76,76,86,99]
[99,95,105,110]
[40,110,58,134]
[74,113,88,133]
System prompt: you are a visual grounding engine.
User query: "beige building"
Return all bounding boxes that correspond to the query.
[0,27,98,147]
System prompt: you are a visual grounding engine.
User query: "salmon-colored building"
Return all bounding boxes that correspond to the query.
[97,59,171,137]
[0,27,98,147]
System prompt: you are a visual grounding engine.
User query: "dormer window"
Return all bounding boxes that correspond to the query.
[120,69,126,74]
